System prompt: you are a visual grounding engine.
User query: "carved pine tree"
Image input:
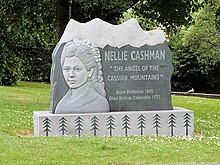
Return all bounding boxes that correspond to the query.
[183,113,191,136]
[59,117,67,135]
[106,115,115,136]
[91,116,99,136]
[43,118,51,136]
[153,114,161,136]
[122,115,131,136]
[168,113,176,136]
[137,114,146,136]
[75,116,84,136]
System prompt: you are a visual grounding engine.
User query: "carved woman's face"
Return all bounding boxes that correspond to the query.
[63,56,92,89]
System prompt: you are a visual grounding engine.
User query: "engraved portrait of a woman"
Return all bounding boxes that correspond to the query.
[55,40,110,113]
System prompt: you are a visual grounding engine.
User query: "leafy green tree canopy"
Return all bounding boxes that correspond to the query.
[171,1,220,93]
[0,0,56,84]
[57,0,207,38]
[183,1,220,65]
[127,0,208,32]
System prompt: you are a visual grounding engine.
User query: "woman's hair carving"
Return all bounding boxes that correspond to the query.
[61,40,106,97]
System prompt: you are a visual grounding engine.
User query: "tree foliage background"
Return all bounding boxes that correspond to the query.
[0,0,219,93]
[171,1,220,93]
[0,0,56,85]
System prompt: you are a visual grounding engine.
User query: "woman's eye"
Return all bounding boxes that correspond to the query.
[64,67,70,71]
[75,67,81,71]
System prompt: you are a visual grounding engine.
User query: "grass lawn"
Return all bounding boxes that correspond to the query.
[0,81,219,164]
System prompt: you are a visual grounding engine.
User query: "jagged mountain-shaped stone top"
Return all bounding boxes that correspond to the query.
[59,18,166,48]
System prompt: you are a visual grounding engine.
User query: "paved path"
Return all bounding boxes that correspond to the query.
[171,92,220,99]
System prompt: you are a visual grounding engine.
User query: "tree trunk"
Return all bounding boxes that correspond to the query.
[71,1,87,22]
[56,0,69,40]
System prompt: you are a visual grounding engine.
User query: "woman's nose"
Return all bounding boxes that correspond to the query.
[69,70,76,77]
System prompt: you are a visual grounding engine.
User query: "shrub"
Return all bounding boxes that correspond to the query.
[0,0,56,85]
[170,27,220,93]
[0,45,22,86]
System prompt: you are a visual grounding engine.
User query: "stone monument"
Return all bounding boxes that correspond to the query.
[34,18,194,136]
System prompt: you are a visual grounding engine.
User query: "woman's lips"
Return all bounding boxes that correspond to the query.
[67,79,76,84]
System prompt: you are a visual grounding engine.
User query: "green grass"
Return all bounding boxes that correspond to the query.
[0,81,219,164]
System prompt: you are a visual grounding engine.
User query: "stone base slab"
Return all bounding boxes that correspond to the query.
[34,107,194,136]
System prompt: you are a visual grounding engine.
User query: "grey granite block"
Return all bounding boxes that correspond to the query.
[34,107,194,137]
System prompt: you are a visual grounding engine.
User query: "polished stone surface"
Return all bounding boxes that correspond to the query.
[100,43,173,111]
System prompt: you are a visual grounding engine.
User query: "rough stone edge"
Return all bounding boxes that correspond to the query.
[59,18,166,48]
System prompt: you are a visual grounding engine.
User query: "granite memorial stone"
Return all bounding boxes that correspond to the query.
[34,18,194,136]
[50,18,173,113]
